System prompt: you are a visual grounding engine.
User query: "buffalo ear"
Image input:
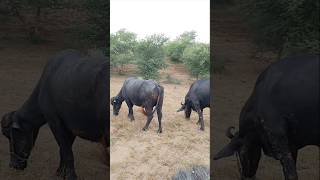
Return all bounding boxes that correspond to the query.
[177,102,185,112]
[1,114,10,128]
[110,97,115,105]
[1,111,15,128]
[213,137,243,160]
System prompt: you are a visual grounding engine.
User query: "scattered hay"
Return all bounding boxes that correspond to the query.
[172,165,210,180]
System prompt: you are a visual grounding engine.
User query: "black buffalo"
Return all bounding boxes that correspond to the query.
[111,77,164,133]
[177,79,210,130]
[214,54,319,180]
[1,50,108,180]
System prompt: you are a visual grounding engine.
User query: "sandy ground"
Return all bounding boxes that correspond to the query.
[211,6,320,180]
[0,41,108,180]
[110,65,210,179]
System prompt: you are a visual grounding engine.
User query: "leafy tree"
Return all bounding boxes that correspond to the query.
[136,34,168,80]
[182,43,210,79]
[165,31,196,63]
[179,31,197,42]
[3,0,109,45]
[240,0,320,58]
[110,29,137,74]
[5,0,66,43]
[214,0,234,5]
[83,0,109,46]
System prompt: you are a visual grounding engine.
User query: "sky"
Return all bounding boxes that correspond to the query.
[111,0,210,43]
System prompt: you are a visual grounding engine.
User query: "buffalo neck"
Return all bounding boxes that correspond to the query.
[15,84,46,129]
[116,88,125,102]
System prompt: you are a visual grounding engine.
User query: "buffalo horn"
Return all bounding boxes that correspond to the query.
[225,126,235,139]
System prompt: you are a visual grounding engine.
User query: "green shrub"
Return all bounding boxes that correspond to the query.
[3,0,109,45]
[214,0,235,5]
[182,43,210,79]
[110,29,137,74]
[240,0,320,57]
[83,0,109,46]
[165,31,196,63]
[136,34,168,80]
[4,0,67,43]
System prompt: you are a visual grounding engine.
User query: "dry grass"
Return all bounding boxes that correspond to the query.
[110,64,210,179]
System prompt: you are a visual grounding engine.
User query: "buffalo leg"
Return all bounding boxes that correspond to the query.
[142,107,153,131]
[241,134,262,179]
[280,153,298,180]
[47,116,77,180]
[32,127,41,145]
[199,110,205,131]
[195,105,204,131]
[290,148,298,164]
[196,110,203,125]
[126,100,135,121]
[185,105,192,119]
[269,133,298,180]
[156,108,162,133]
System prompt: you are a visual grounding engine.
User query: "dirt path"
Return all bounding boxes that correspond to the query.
[212,6,319,180]
[110,65,210,179]
[0,41,107,180]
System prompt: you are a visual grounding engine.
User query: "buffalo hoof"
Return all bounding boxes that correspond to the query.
[142,127,148,131]
[157,128,162,133]
[286,174,298,180]
[241,176,256,180]
[128,116,135,121]
[9,161,27,170]
[56,165,77,180]
[200,127,204,131]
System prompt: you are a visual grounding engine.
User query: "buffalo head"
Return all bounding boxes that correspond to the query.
[214,126,261,180]
[177,100,192,119]
[1,111,34,170]
[111,96,123,116]
[177,101,186,112]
